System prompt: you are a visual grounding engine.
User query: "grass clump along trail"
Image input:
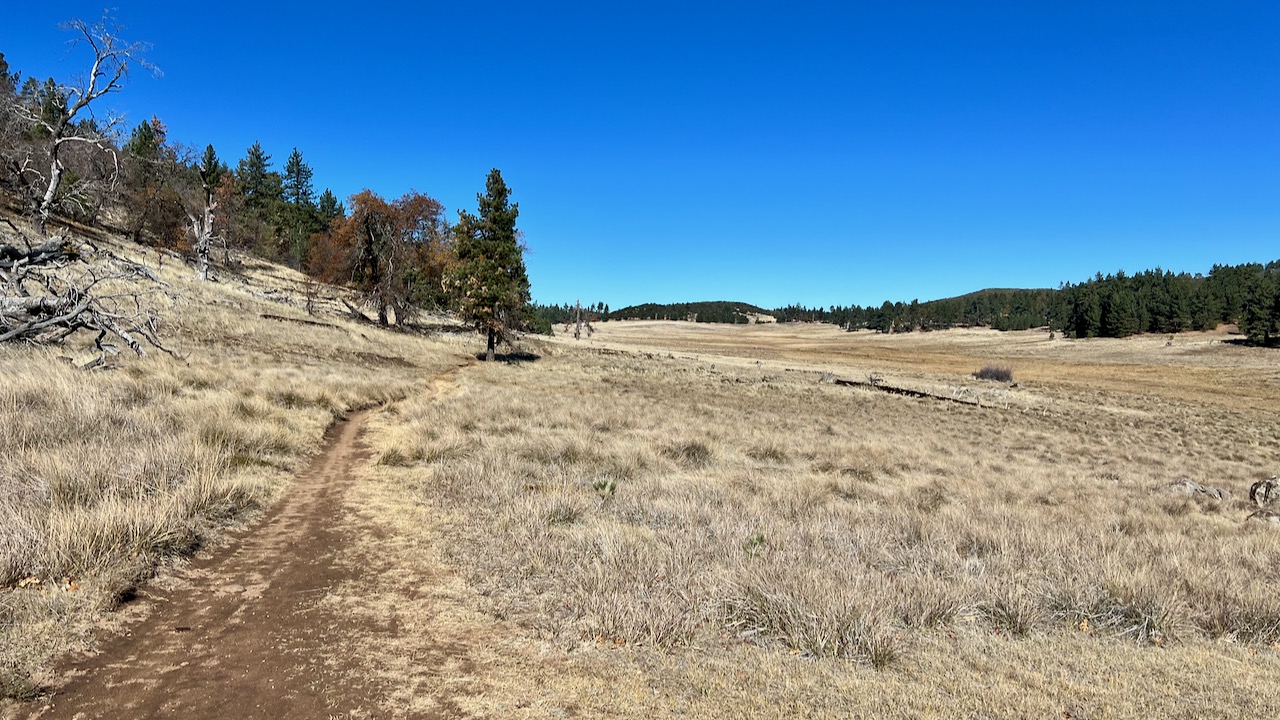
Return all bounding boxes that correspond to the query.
[4,224,1280,716]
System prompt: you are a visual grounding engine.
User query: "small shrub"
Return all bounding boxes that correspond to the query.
[913,482,949,513]
[0,660,39,701]
[973,365,1014,383]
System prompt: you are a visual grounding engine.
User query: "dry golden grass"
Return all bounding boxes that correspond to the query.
[0,218,469,700]
[365,320,1280,717]
[7,208,1280,717]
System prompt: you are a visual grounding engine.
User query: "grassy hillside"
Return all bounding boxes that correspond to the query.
[0,208,471,699]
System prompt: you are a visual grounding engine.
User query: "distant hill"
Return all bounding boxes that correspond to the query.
[610,300,773,324]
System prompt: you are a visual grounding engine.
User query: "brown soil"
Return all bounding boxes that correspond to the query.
[23,365,475,720]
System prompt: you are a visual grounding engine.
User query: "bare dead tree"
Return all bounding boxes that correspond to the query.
[1,219,178,367]
[562,299,596,339]
[186,179,217,281]
[10,14,156,234]
[171,144,224,280]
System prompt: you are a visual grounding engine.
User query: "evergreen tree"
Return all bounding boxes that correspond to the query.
[232,141,284,257]
[1241,268,1280,346]
[198,144,226,191]
[121,116,183,245]
[282,147,314,207]
[317,188,345,222]
[0,53,17,96]
[236,141,280,212]
[1100,286,1140,338]
[445,168,531,361]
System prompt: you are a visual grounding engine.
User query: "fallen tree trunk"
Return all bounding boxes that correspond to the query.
[830,376,990,408]
[0,239,80,269]
[1,233,180,367]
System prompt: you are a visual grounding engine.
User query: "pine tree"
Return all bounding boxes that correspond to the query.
[198,145,224,187]
[122,116,183,245]
[282,147,314,207]
[317,188,344,223]
[0,53,17,96]
[1241,269,1280,346]
[446,168,531,361]
[236,141,279,212]
[232,141,285,258]
[278,149,322,269]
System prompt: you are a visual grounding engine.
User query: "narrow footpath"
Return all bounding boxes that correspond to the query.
[28,363,477,719]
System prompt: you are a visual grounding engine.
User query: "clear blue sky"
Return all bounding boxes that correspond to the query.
[4,2,1277,309]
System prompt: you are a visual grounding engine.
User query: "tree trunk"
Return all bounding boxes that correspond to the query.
[36,148,64,235]
[187,192,216,281]
[486,327,496,362]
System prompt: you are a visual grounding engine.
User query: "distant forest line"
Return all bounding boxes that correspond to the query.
[533,259,1280,346]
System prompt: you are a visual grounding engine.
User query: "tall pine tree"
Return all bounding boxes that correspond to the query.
[236,141,279,212]
[446,168,530,361]
[282,147,314,207]
[279,148,322,268]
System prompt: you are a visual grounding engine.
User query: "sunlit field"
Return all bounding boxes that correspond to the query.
[5,225,1280,717]
[369,320,1280,718]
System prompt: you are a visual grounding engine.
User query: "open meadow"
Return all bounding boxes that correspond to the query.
[4,222,1280,718]
[368,319,1280,718]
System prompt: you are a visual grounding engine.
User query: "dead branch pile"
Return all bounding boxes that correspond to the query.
[1249,477,1279,509]
[1165,478,1231,503]
[1,222,177,367]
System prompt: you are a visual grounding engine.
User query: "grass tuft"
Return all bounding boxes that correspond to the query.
[663,441,714,468]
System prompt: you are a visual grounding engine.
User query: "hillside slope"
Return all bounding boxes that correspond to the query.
[0,208,473,701]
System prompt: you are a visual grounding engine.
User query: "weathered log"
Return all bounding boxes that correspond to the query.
[0,239,80,269]
[1165,479,1231,503]
[831,375,986,407]
[0,295,77,318]
[260,312,339,330]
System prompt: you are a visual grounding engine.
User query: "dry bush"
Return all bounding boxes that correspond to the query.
[973,364,1014,382]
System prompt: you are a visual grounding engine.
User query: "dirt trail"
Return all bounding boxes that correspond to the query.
[26,364,474,720]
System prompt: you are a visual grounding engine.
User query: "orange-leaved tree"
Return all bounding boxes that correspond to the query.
[308,189,451,325]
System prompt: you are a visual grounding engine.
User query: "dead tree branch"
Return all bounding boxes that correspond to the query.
[0,233,179,366]
[17,13,156,233]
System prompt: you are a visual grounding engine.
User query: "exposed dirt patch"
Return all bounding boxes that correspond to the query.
[20,363,476,720]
